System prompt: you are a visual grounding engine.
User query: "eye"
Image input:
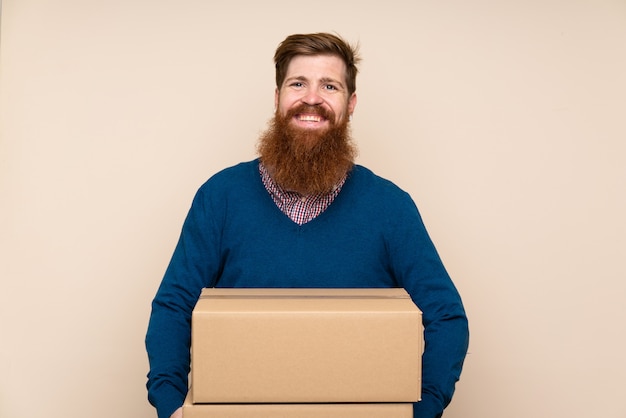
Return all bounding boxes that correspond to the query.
[290,82,304,88]
[324,84,338,91]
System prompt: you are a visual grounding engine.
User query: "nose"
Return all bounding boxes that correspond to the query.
[301,87,323,106]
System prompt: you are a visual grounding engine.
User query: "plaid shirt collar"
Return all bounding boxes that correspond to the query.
[259,162,346,225]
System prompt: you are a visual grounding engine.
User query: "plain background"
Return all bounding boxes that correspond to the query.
[1,1,625,417]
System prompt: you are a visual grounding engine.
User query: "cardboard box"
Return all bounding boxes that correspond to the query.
[183,391,414,418]
[191,288,423,404]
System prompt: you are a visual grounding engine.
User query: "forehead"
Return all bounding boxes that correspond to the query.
[284,54,348,83]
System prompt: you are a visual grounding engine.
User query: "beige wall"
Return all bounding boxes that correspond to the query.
[1,1,625,417]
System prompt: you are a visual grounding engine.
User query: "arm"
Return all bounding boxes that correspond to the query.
[387,196,469,418]
[145,185,222,418]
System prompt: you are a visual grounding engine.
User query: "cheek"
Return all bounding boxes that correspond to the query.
[330,103,347,119]
[278,103,291,117]
[277,96,295,113]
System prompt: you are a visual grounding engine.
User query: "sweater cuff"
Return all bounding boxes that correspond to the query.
[149,382,186,418]
[413,396,443,418]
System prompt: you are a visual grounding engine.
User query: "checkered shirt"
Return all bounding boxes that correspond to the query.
[259,162,346,225]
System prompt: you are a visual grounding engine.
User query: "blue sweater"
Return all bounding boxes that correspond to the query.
[146,159,468,418]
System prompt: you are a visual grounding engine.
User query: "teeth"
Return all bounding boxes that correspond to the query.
[298,115,322,122]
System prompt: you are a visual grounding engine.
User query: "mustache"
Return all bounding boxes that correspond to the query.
[285,104,334,122]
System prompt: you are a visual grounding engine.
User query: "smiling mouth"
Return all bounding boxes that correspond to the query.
[296,114,325,123]
[286,104,333,125]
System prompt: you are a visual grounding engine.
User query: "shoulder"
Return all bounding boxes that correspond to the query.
[347,164,425,226]
[205,159,258,186]
[350,164,414,204]
[186,159,260,214]
[196,159,259,193]
[349,165,432,242]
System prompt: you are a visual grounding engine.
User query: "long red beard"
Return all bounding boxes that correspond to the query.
[257,104,357,195]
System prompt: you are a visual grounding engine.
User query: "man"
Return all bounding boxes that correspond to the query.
[146,32,469,418]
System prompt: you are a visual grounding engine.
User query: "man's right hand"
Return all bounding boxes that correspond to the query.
[170,407,183,418]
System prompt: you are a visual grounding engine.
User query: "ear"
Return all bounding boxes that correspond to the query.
[348,92,357,115]
[274,88,280,109]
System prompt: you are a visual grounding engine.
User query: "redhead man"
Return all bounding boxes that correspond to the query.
[146,32,469,418]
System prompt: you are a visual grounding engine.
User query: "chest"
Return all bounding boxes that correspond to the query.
[215,217,396,288]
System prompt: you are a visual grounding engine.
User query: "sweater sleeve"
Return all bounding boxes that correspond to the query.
[145,184,222,418]
[385,193,469,418]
